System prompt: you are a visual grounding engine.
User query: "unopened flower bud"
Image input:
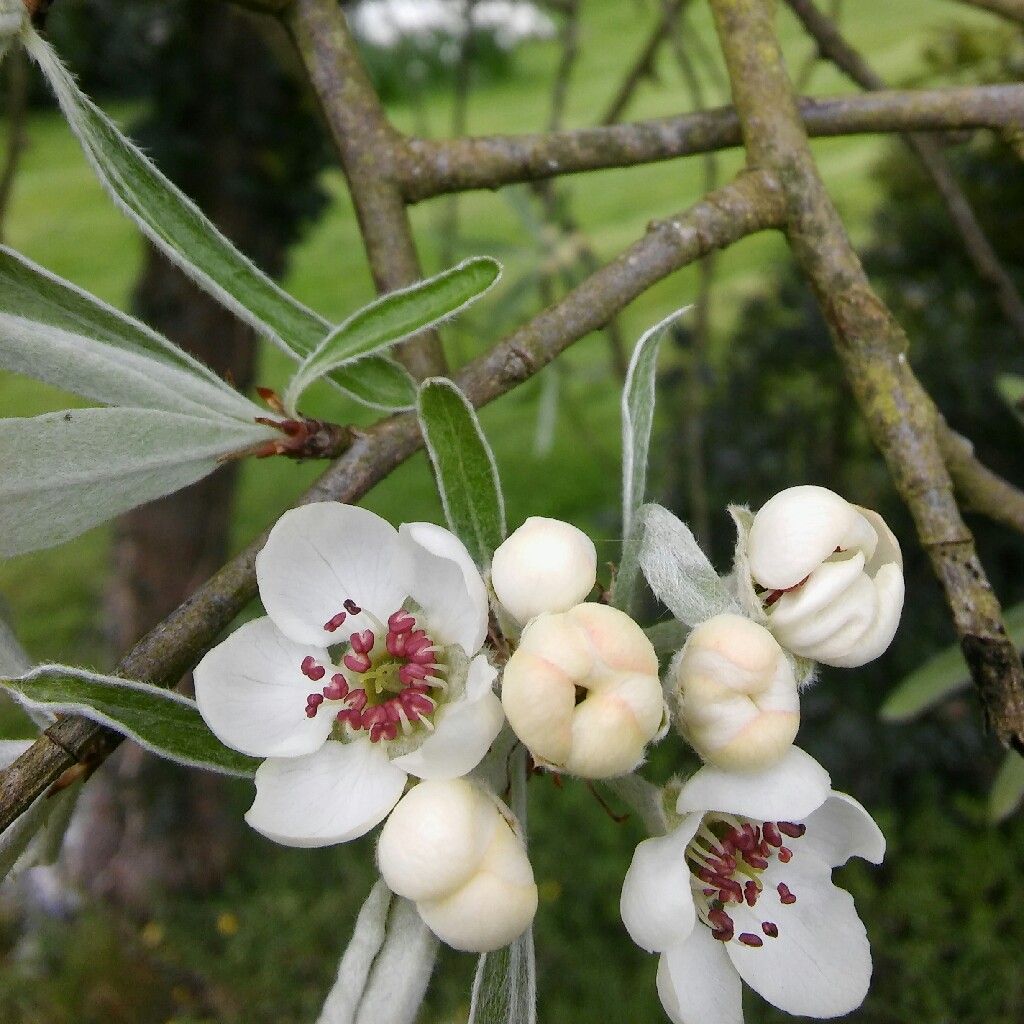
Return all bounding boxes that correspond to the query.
[501,603,665,778]
[669,614,799,771]
[746,485,904,667]
[377,779,538,953]
[491,517,597,625]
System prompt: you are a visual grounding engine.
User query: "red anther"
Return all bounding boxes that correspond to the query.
[738,933,763,948]
[404,630,430,652]
[711,926,735,942]
[386,630,407,656]
[344,599,362,615]
[761,922,779,938]
[305,693,325,718]
[400,691,435,719]
[743,853,769,871]
[707,856,736,876]
[322,674,350,701]
[350,629,375,654]
[757,839,771,858]
[389,610,416,632]
[344,652,372,673]
[744,881,761,907]
[762,821,783,847]
[708,908,734,932]
[732,825,756,852]
[778,846,793,863]
[698,868,715,885]
[702,888,717,897]
[323,611,348,632]
[346,689,367,713]
[399,663,434,686]
[777,821,806,839]
[719,879,743,903]
[301,656,326,681]
[777,882,797,905]
[336,708,362,727]
[764,589,784,607]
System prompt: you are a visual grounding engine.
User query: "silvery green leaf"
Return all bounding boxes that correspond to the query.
[0,246,265,421]
[639,504,738,627]
[643,619,689,660]
[0,407,277,557]
[316,879,439,1024]
[602,773,671,838]
[881,601,1024,721]
[417,378,506,567]
[22,30,414,411]
[0,665,259,776]
[284,257,501,413]
[989,750,1024,823]
[996,373,1024,431]
[0,608,32,679]
[726,504,765,622]
[616,306,691,615]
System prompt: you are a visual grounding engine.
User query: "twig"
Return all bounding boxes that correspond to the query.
[0,172,785,834]
[397,84,1024,201]
[785,0,1024,343]
[709,0,1024,750]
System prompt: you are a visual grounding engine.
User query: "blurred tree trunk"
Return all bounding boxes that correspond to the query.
[62,1,326,912]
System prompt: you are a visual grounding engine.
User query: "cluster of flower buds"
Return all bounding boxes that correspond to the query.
[492,518,667,778]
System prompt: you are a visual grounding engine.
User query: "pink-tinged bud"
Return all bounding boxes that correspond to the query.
[669,614,799,772]
[490,517,597,625]
[501,603,665,778]
[376,779,537,953]
[746,486,904,667]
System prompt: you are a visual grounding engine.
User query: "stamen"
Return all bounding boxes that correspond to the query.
[344,651,372,673]
[350,629,375,654]
[301,656,326,681]
[778,846,793,863]
[344,599,362,615]
[389,610,416,633]
[777,882,797,905]
[737,933,763,947]
[762,821,783,847]
[323,611,348,632]
[744,880,761,907]
[761,922,779,938]
[777,822,806,839]
[322,674,349,701]
[305,693,324,718]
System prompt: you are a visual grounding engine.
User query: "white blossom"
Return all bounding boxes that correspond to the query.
[377,778,538,952]
[620,748,885,1024]
[745,485,904,667]
[194,503,504,848]
[669,614,799,772]
[490,516,597,625]
[501,603,666,778]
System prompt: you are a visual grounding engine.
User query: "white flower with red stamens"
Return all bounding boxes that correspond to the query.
[743,485,904,668]
[620,747,884,1024]
[194,503,504,848]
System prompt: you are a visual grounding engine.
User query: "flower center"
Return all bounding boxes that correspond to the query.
[301,600,447,743]
[685,812,805,948]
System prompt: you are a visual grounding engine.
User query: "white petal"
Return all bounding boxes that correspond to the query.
[620,822,699,953]
[658,930,743,1024]
[391,665,504,780]
[676,746,831,821]
[245,739,407,847]
[193,617,334,758]
[802,791,886,866]
[256,504,411,646]
[828,561,903,668]
[399,522,488,654]
[726,855,872,1018]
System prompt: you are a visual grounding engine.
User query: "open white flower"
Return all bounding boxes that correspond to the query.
[490,516,597,626]
[377,778,538,952]
[669,614,799,773]
[194,503,504,848]
[745,485,904,667]
[501,602,666,778]
[620,747,885,1024]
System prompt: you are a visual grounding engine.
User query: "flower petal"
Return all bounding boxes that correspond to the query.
[801,791,886,866]
[245,739,407,847]
[658,930,743,1024]
[399,522,488,654]
[620,821,700,953]
[676,746,831,821]
[725,854,872,1018]
[256,504,411,646]
[193,617,334,758]
[391,660,504,780]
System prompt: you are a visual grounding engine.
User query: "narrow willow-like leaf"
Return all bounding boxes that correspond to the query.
[1,666,258,777]
[285,257,501,413]
[996,373,1024,431]
[316,880,438,1024]
[616,306,691,614]
[0,407,276,557]
[23,30,415,411]
[881,601,1024,721]
[989,750,1024,823]
[639,504,738,627]
[418,378,506,566]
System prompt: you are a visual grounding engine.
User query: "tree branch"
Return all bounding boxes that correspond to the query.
[709,0,1024,750]
[396,84,1024,201]
[0,172,784,834]
[283,0,445,380]
[785,0,1024,343]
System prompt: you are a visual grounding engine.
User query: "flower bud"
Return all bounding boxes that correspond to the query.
[377,779,538,952]
[746,485,904,667]
[491,517,597,625]
[669,614,799,772]
[501,603,665,778]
